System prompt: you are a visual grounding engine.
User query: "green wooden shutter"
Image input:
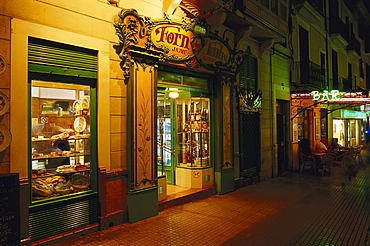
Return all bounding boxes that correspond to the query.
[240,54,257,91]
[28,38,97,79]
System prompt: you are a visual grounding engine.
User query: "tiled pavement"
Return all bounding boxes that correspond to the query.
[52,151,370,246]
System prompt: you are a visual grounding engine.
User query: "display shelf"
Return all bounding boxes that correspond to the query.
[31,127,91,201]
[176,98,210,168]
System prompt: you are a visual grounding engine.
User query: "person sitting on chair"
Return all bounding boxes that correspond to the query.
[316,138,328,152]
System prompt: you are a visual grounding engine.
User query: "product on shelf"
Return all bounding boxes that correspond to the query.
[32,169,48,177]
[70,174,90,191]
[32,179,54,197]
[56,165,75,173]
[53,182,72,195]
[75,164,89,171]
[51,132,70,140]
[44,175,66,184]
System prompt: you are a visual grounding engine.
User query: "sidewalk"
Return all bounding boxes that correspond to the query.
[53,151,370,246]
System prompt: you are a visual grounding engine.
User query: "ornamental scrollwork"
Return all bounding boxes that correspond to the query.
[237,87,262,113]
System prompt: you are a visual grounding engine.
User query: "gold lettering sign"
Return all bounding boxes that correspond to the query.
[196,37,230,68]
[151,23,196,60]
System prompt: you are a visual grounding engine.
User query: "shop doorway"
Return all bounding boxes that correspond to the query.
[239,112,261,178]
[276,100,289,175]
[156,70,213,199]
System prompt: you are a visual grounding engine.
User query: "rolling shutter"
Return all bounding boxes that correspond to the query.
[28,37,97,79]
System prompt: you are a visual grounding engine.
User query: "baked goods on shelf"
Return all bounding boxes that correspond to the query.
[51,132,70,140]
[32,154,49,159]
[56,165,75,173]
[75,164,89,171]
[32,179,54,197]
[44,175,66,184]
[69,174,90,191]
[53,182,72,195]
[32,169,48,177]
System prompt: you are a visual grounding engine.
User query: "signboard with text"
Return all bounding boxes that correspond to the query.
[151,23,199,60]
[0,174,20,246]
[196,37,231,70]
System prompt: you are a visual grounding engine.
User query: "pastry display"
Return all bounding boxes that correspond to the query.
[30,82,92,201]
[53,182,72,195]
[32,179,54,197]
[70,174,90,191]
[51,132,70,140]
[32,169,48,177]
[45,175,66,184]
[56,165,75,173]
[75,164,89,171]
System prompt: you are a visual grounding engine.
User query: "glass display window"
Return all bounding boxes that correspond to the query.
[157,86,211,180]
[176,97,210,167]
[30,80,92,202]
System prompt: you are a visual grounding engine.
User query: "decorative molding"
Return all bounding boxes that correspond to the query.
[258,38,274,59]
[0,54,7,75]
[222,82,231,164]
[114,8,250,80]
[237,87,262,113]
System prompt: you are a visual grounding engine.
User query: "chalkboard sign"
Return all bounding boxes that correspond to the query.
[0,174,20,246]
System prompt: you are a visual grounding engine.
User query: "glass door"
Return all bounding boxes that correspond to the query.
[157,91,176,184]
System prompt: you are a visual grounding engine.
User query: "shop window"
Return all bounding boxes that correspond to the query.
[31,81,92,201]
[176,97,210,167]
[28,37,97,203]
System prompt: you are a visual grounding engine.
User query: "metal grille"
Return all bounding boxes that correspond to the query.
[239,112,261,177]
[29,195,98,241]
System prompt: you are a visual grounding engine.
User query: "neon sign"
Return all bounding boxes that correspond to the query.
[292,90,369,102]
[311,90,340,100]
[341,109,367,119]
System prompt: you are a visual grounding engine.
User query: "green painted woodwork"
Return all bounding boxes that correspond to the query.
[27,37,99,240]
[127,187,158,223]
[215,168,235,194]
[28,38,97,79]
[29,192,98,241]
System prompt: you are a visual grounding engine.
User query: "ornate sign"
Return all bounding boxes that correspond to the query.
[151,23,199,61]
[115,9,248,75]
[196,36,231,70]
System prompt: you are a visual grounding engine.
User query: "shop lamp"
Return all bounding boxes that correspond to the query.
[167,88,179,99]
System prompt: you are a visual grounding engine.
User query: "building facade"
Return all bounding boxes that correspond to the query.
[0,0,291,244]
[290,0,370,168]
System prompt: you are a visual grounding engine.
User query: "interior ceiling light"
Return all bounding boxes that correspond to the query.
[167,88,179,99]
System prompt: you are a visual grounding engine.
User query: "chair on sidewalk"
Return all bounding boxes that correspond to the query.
[352,145,363,167]
[318,153,335,176]
[332,150,351,166]
[341,154,357,181]
[299,151,316,174]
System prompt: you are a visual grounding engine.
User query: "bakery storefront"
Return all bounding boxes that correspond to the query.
[28,37,98,241]
[114,9,243,222]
